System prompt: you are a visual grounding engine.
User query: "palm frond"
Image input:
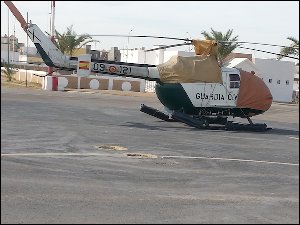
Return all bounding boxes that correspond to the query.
[202,28,239,62]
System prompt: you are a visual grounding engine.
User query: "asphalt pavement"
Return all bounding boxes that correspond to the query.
[1,87,299,224]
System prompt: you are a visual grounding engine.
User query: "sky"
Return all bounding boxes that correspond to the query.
[1,1,299,61]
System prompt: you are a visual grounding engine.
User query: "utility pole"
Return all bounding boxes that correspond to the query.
[49,1,57,90]
[12,19,15,63]
[26,11,28,87]
[7,8,10,65]
[127,29,133,62]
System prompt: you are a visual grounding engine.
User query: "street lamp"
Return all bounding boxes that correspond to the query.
[186,32,191,52]
[127,29,133,62]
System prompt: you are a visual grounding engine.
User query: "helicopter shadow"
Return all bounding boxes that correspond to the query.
[120,121,299,136]
[264,128,299,136]
[120,121,200,132]
[212,127,299,136]
[120,122,170,131]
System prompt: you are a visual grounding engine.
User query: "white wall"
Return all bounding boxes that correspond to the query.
[120,49,153,64]
[120,48,195,65]
[294,72,299,91]
[163,50,195,62]
[1,50,20,64]
[19,46,38,55]
[294,66,299,91]
[254,58,295,102]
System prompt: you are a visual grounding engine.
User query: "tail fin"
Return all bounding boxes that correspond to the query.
[26,23,73,69]
[4,1,75,70]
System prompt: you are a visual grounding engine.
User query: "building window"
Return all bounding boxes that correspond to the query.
[277,80,281,84]
[269,79,272,83]
[229,74,240,88]
[286,80,289,85]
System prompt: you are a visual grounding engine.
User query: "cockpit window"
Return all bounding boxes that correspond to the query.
[229,74,240,88]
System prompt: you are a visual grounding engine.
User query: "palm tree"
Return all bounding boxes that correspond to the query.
[1,63,14,82]
[51,25,94,56]
[201,28,239,63]
[278,37,299,60]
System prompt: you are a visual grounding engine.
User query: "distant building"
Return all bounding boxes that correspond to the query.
[1,34,23,63]
[292,65,299,103]
[119,46,195,65]
[294,65,299,91]
[108,47,121,61]
[1,34,21,52]
[254,58,295,103]
[225,56,296,103]
[100,50,108,60]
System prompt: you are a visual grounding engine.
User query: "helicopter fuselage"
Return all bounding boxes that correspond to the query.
[155,67,264,117]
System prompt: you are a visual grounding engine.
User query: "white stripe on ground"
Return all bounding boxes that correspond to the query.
[1,153,298,166]
[161,155,299,166]
[1,153,115,157]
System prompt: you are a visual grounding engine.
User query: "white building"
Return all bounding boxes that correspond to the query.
[253,58,295,103]
[225,57,296,103]
[294,65,299,92]
[120,46,195,65]
[1,50,20,64]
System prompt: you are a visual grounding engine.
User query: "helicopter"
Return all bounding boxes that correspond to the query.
[5,1,282,132]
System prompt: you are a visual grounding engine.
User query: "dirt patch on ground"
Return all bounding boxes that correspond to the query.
[125,153,158,159]
[95,144,128,151]
[1,74,42,89]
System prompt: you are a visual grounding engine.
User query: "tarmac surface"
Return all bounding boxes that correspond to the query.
[1,87,299,224]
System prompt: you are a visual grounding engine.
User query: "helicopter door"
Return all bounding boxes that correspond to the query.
[228,74,240,89]
[226,73,240,105]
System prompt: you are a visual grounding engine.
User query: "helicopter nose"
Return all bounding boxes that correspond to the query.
[236,70,273,113]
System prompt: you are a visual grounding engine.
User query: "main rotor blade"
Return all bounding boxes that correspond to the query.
[4,1,28,30]
[237,46,299,60]
[145,42,192,52]
[219,40,298,49]
[51,32,298,50]
[59,34,190,42]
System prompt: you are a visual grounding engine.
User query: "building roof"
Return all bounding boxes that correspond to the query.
[225,57,260,74]
[224,52,253,62]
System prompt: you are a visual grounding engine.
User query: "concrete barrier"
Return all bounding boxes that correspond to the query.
[10,68,45,87]
[10,69,153,93]
[45,74,146,92]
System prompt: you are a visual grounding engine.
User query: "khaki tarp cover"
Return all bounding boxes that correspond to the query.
[157,40,222,83]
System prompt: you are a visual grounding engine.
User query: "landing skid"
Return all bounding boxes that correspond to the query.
[140,104,271,132]
[225,117,271,132]
[140,104,174,122]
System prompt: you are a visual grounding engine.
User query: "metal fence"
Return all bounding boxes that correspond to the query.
[145,80,156,92]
